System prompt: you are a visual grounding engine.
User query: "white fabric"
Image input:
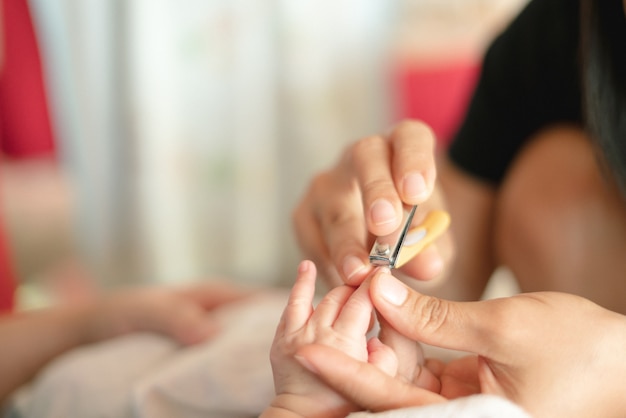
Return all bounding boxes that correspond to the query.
[348,395,531,418]
[12,291,286,418]
[11,290,531,418]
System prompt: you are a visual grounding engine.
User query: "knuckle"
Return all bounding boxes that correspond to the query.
[309,171,333,196]
[351,135,386,159]
[390,120,435,149]
[321,286,353,306]
[343,295,373,317]
[292,171,343,222]
[411,295,449,335]
[321,201,354,229]
[362,177,395,197]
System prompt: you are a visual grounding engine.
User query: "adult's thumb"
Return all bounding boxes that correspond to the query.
[369,270,493,355]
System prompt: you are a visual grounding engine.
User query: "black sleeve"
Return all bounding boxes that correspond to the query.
[447,0,583,184]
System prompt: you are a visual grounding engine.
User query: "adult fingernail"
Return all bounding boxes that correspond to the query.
[370,199,397,226]
[403,172,427,200]
[377,273,408,306]
[343,255,367,282]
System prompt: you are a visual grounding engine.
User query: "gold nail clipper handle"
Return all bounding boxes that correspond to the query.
[394,210,451,268]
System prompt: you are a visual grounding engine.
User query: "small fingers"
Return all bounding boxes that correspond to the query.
[376,311,441,393]
[367,336,398,376]
[377,312,423,381]
[333,278,374,338]
[310,285,355,328]
[284,260,317,333]
[424,357,446,379]
[296,344,445,411]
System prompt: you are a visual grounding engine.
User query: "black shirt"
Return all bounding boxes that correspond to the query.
[448,0,583,184]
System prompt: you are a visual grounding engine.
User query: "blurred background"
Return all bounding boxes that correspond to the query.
[1,0,528,307]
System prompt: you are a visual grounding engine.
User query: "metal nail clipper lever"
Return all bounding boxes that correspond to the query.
[369,206,451,269]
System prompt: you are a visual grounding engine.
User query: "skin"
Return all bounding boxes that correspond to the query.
[293,120,626,314]
[0,282,253,403]
[290,118,626,416]
[284,2,626,415]
[292,119,493,298]
[295,270,626,418]
[293,121,448,288]
[261,261,443,418]
[292,118,496,304]
[494,126,626,314]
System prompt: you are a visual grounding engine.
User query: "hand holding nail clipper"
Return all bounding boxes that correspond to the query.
[370,206,451,269]
[293,120,451,287]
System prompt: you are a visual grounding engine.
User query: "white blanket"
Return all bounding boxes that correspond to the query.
[348,396,530,418]
[9,290,530,418]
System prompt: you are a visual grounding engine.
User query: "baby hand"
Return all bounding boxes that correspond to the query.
[262,261,394,418]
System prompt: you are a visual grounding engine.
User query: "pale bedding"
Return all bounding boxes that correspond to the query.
[7,289,530,418]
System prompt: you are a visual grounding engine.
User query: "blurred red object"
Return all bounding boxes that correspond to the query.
[391,59,480,149]
[0,0,57,313]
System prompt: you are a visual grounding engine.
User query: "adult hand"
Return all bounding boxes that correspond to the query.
[296,270,626,418]
[83,282,254,346]
[293,120,451,288]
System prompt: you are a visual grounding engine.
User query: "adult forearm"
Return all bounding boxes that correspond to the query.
[0,304,90,402]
